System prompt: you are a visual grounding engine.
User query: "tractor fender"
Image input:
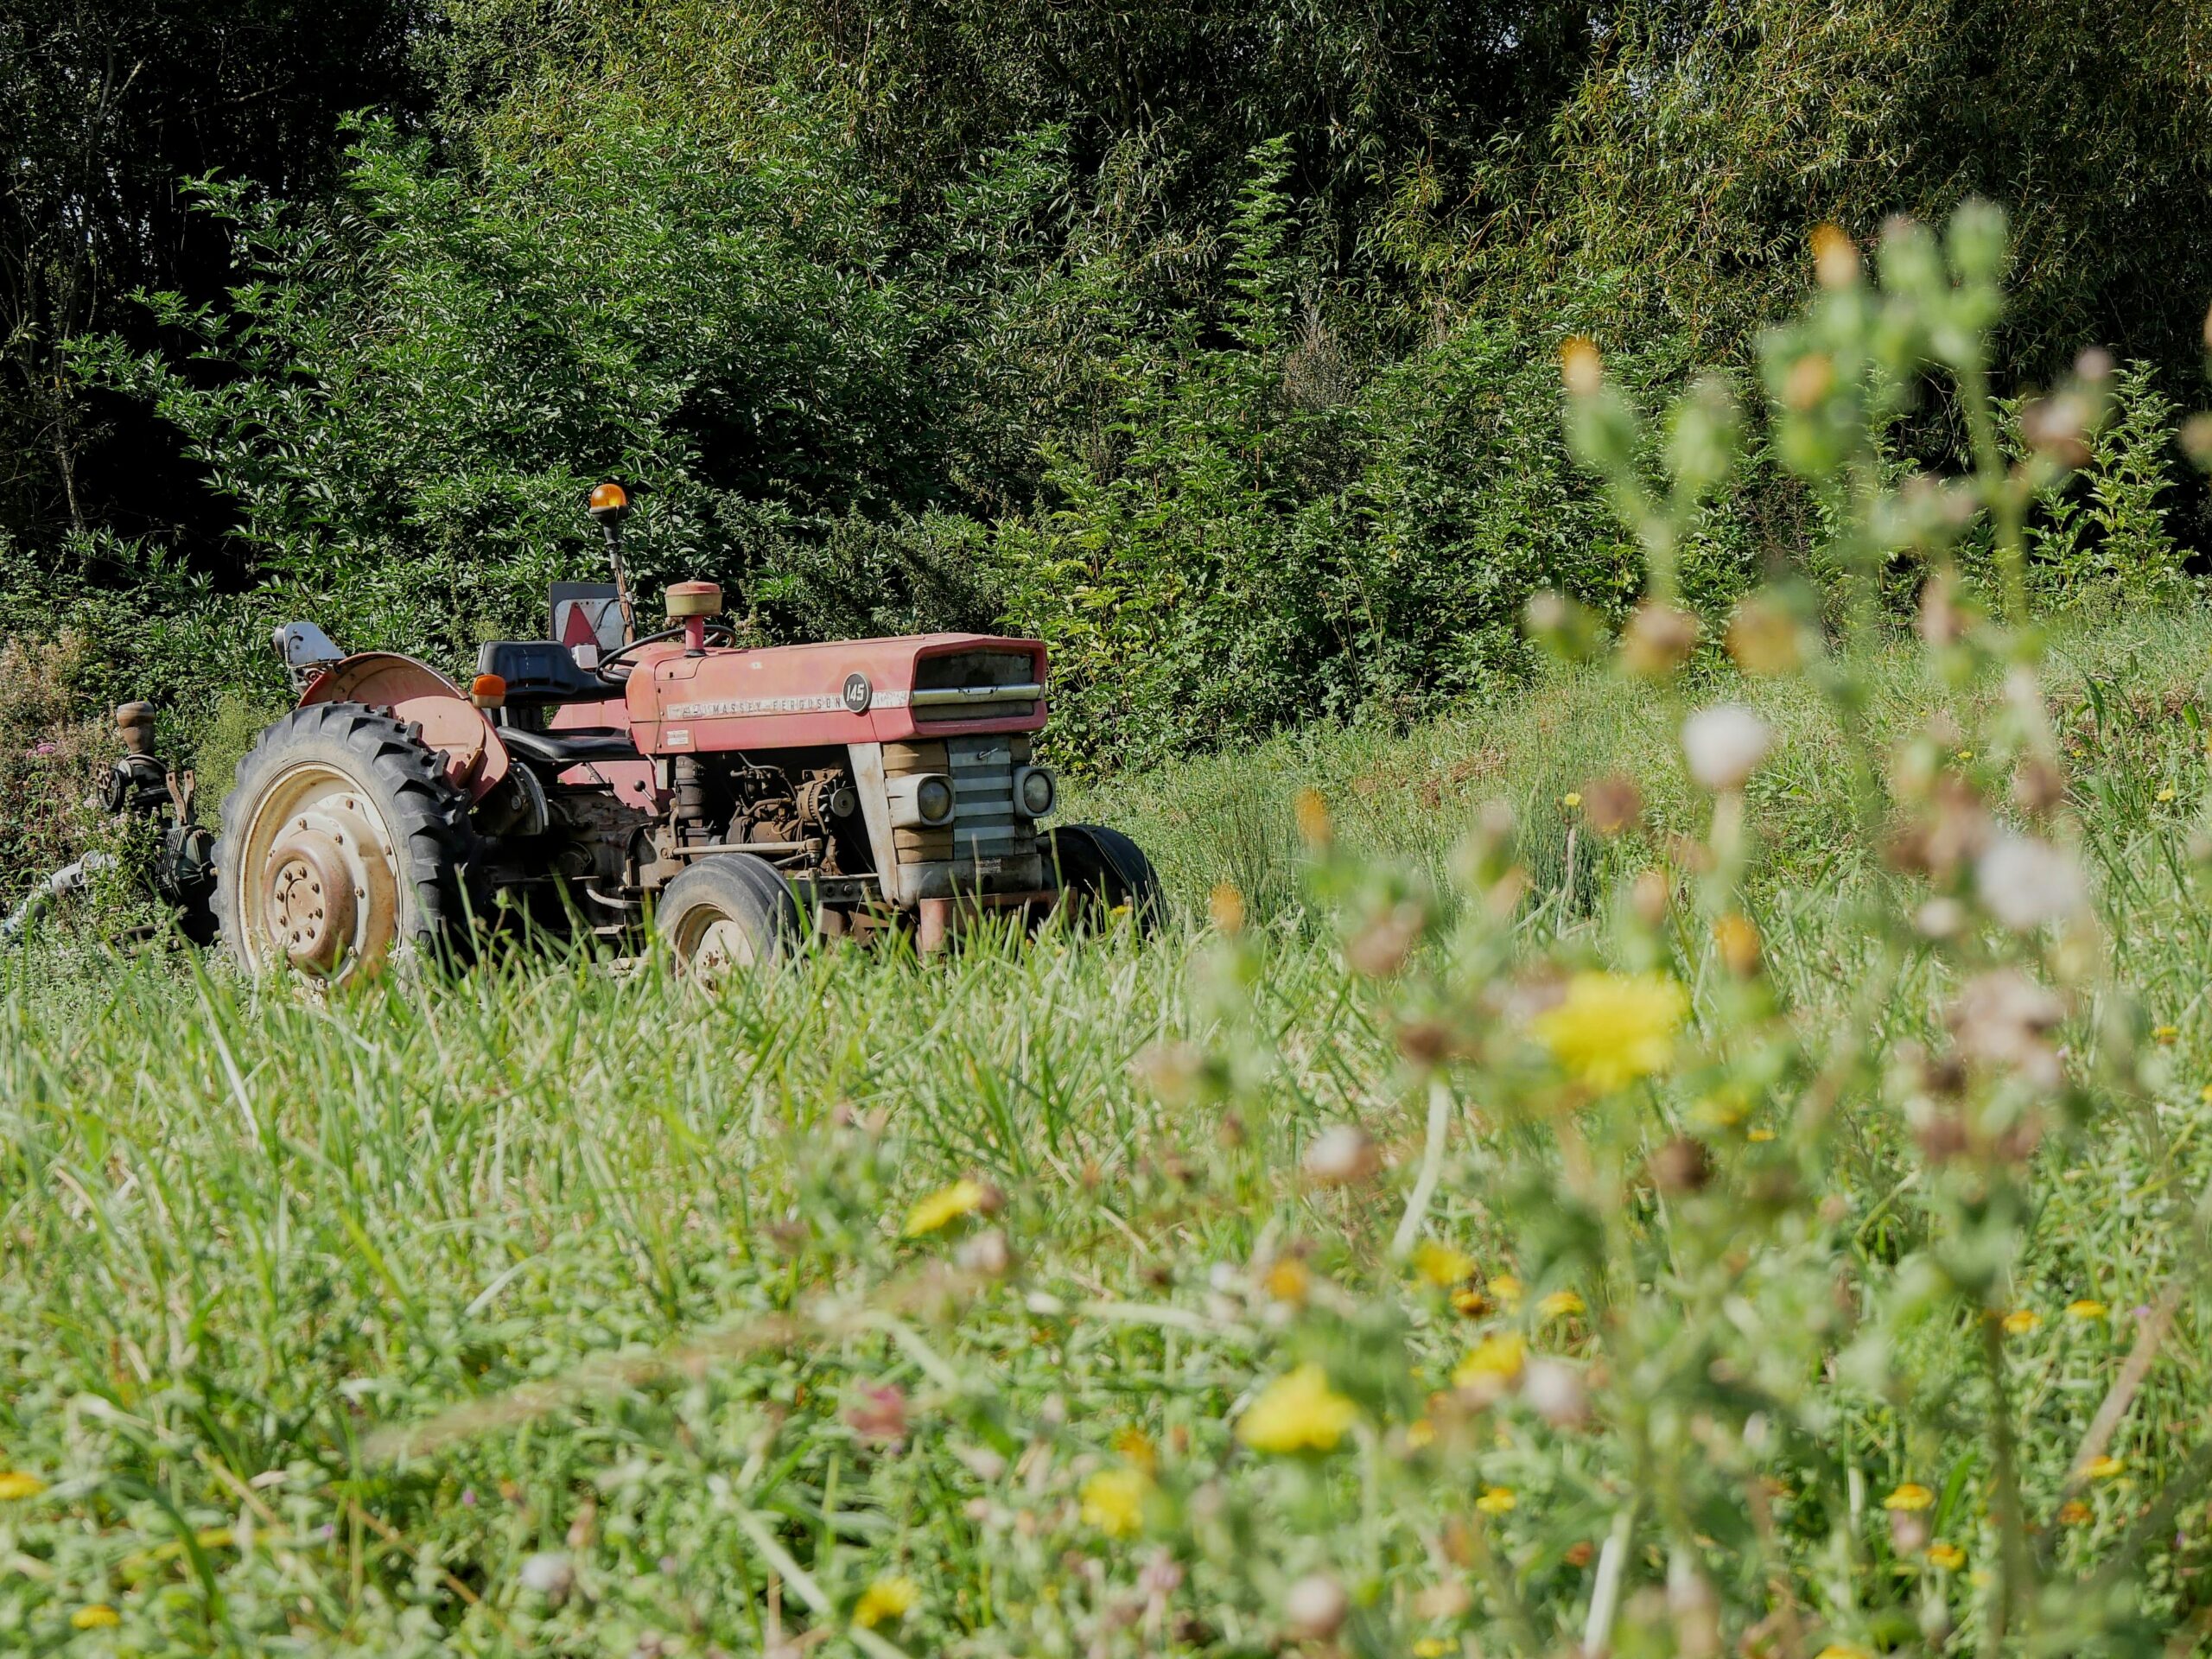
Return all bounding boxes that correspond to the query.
[299,652,512,803]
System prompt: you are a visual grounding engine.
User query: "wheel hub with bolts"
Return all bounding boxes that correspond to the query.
[267,830,358,972]
[240,769,401,978]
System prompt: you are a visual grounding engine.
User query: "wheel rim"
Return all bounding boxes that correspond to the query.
[675,909,758,986]
[236,762,404,978]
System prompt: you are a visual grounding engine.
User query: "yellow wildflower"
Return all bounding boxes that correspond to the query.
[1452,1332,1527,1389]
[1883,1483,1934,1512]
[1475,1485,1516,1516]
[2001,1309,2041,1335]
[1411,1240,1478,1287]
[1294,789,1332,848]
[2058,1499,2093,1525]
[1449,1287,1492,1317]
[2158,787,2177,804]
[1490,1274,1524,1309]
[0,1471,46,1501]
[1746,1127,1776,1142]
[1405,1418,1436,1450]
[2067,1299,2108,1321]
[1531,972,1689,1092]
[904,1179,989,1236]
[1537,1289,1586,1319]
[853,1575,918,1629]
[2154,1024,2179,1043]
[1927,1542,1965,1570]
[2082,1455,2124,1480]
[1560,336,1603,397]
[1237,1363,1358,1454]
[1562,791,1583,810]
[1079,1467,1149,1538]
[70,1606,120,1630]
[1264,1257,1313,1305]
[1110,1427,1157,1473]
[1209,882,1246,935]
[1414,1641,1452,1659]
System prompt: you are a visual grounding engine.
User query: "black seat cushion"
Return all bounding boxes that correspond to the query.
[500,726,641,767]
[478,641,604,705]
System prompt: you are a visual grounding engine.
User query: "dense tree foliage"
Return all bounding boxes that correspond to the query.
[3,0,2210,778]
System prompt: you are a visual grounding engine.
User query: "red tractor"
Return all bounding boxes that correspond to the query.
[212,484,1160,979]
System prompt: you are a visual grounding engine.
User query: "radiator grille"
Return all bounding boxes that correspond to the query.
[884,734,1036,868]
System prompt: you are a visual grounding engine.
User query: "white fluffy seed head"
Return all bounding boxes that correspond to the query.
[1283,1573,1349,1639]
[1520,1357,1589,1427]
[518,1551,575,1601]
[1975,834,2088,931]
[1302,1124,1377,1186]
[1681,703,1774,791]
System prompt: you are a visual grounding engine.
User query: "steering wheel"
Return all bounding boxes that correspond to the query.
[592,622,737,683]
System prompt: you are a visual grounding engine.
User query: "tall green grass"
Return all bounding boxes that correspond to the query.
[4,613,2212,1655]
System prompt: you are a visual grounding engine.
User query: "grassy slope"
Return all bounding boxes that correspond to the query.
[5,613,2212,1654]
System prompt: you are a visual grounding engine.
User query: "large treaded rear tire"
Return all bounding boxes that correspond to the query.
[215,701,479,978]
[1045,823,1165,934]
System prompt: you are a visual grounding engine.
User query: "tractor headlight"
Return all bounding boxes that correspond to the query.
[887,772,957,829]
[1014,765,1056,818]
[917,775,955,824]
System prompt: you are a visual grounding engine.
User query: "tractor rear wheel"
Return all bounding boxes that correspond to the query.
[215,702,478,980]
[656,855,803,983]
[1045,823,1165,933]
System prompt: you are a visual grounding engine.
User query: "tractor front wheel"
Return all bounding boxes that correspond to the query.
[656,855,803,983]
[215,702,478,980]
[1045,823,1164,934]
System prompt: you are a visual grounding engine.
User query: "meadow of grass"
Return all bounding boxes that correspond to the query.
[5,607,2212,1656]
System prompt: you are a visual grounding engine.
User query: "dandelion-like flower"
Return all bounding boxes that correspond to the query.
[1536,1289,1586,1320]
[1263,1257,1313,1305]
[1410,1240,1476,1287]
[1475,1485,1516,1516]
[2001,1309,2041,1335]
[904,1179,993,1237]
[1531,972,1689,1092]
[1452,1332,1526,1389]
[2067,1299,2108,1321]
[70,1605,120,1630]
[1883,1483,1934,1512]
[0,1471,46,1501]
[854,1575,918,1628]
[2082,1455,2124,1480]
[1079,1467,1148,1537]
[1927,1542,1965,1570]
[1236,1363,1358,1454]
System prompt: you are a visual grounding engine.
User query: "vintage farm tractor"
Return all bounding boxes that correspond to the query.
[211,483,1160,979]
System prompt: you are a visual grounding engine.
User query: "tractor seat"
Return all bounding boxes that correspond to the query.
[499,726,640,767]
[477,640,605,707]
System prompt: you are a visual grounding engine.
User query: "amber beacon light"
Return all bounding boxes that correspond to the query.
[588,480,631,523]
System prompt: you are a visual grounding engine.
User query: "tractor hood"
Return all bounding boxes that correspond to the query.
[624,632,1047,757]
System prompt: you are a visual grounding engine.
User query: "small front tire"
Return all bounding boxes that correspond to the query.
[1044,823,1164,933]
[656,855,803,983]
